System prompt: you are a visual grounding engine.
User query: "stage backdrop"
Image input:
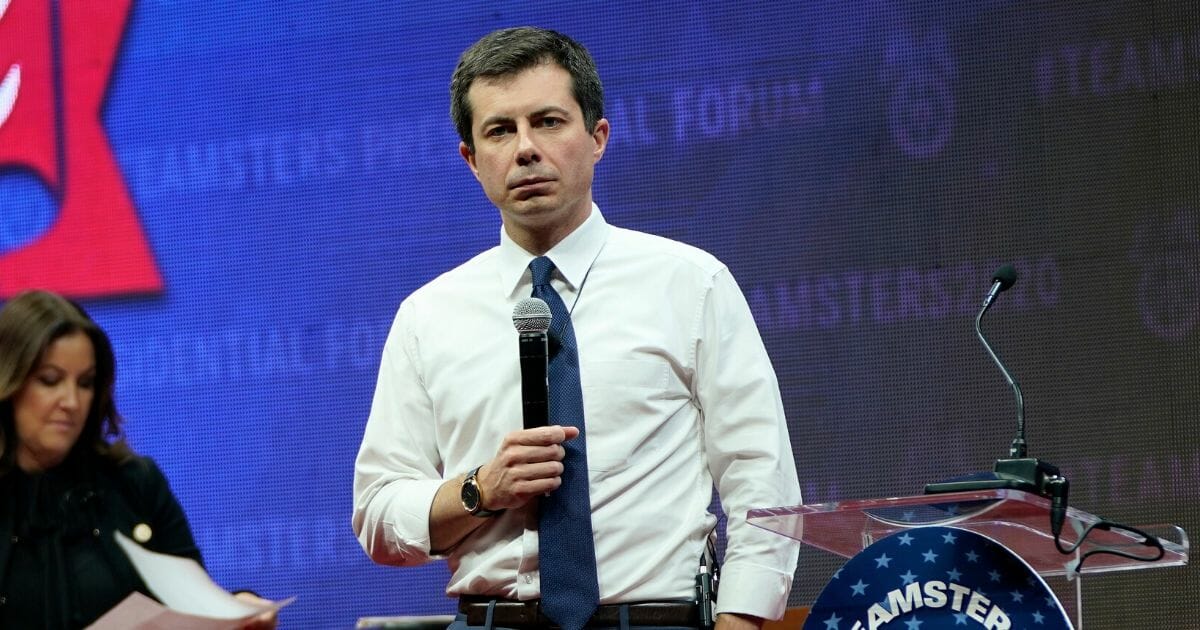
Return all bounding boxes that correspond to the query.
[1,1,1196,627]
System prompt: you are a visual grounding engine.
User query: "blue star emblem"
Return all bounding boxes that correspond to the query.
[902,510,917,521]
[945,504,960,515]
[805,527,1073,630]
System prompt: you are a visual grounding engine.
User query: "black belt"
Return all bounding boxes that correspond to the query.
[458,597,700,628]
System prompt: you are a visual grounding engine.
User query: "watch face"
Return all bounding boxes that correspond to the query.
[461,478,481,512]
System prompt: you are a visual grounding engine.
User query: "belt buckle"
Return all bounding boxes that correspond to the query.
[466,599,543,627]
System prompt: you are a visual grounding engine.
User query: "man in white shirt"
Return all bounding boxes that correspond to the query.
[353,26,801,630]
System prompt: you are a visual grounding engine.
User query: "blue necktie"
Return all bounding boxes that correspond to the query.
[530,256,599,630]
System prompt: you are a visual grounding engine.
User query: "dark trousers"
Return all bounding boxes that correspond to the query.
[447,599,701,630]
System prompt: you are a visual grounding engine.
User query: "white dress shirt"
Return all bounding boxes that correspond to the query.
[353,206,801,620]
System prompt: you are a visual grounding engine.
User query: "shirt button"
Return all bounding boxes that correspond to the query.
[0,595,6,605]
[93,529,101,537]
[524,574,533,584]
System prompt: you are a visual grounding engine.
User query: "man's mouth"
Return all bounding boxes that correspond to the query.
[510,176,554,190]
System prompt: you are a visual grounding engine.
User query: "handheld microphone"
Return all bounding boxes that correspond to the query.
[513,298,551,430]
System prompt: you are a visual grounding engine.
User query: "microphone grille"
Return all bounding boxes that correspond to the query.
[513,297,552,332]
[992,265,1017,291]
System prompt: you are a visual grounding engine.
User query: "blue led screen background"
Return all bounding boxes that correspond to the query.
[1,1,1196,627]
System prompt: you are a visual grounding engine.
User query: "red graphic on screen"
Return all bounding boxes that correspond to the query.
[0,0,161,298]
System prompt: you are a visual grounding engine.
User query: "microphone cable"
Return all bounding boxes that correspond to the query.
[1045,476,1165,573]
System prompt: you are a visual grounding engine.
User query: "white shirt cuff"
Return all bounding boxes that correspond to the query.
[713,561,794,621]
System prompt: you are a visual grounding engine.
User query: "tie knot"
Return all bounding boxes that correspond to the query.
[530,256,556,288]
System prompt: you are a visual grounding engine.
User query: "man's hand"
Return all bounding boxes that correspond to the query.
[715,612,764,630]
[428,424,579,552]
[475,425,579,510]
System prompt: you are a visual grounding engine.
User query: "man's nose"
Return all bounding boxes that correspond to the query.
[515,128,541,165]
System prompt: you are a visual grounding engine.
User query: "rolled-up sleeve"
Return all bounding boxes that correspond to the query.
[695,267,802,620]
[352,303,445,566]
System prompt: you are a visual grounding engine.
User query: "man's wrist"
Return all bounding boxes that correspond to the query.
[460,465,505,517]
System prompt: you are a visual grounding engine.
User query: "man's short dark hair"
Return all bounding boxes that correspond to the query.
[451,26,604,154]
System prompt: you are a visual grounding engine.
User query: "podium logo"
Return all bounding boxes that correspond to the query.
[807,527,1071,630]
[0,0,161,298]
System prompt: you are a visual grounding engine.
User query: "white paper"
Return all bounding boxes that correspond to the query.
[86,531,292,630]
[88,592,254,630]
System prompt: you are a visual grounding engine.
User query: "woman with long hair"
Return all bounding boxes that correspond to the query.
[0,290,274,628]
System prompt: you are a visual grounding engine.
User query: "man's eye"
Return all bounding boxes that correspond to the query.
[542,118,562,128]
[486,126,509,137]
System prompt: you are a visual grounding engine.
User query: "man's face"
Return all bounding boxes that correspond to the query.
[460,62,609,250]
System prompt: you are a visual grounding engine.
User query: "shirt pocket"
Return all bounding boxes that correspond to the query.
[580,358,682,471]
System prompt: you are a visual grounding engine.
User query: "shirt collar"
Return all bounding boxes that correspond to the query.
[498,203,610,299]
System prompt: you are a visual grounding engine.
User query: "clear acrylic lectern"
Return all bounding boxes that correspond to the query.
[748,489,1189,628]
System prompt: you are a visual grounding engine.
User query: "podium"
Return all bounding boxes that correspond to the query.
[748,489,1189,628]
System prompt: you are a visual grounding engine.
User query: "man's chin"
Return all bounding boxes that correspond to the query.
[504,197,559,217]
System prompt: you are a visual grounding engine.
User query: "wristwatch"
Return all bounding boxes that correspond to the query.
[461,465,504,517]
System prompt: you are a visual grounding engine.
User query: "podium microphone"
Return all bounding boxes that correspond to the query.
[981,264,1017,312]
[928,267,1166,570]
[926,265,1064,497]
[977,265,1024,457]
[513,297,552,430]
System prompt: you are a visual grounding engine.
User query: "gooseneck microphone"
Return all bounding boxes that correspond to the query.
[981,264,1017,311]
[975,265,1025,458]
[927,266,1165,572]
[513,297,552,430]
[926,265,1062,497]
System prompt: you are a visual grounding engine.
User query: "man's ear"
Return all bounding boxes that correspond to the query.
[591,118,610,163]
[459,141,480,181]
